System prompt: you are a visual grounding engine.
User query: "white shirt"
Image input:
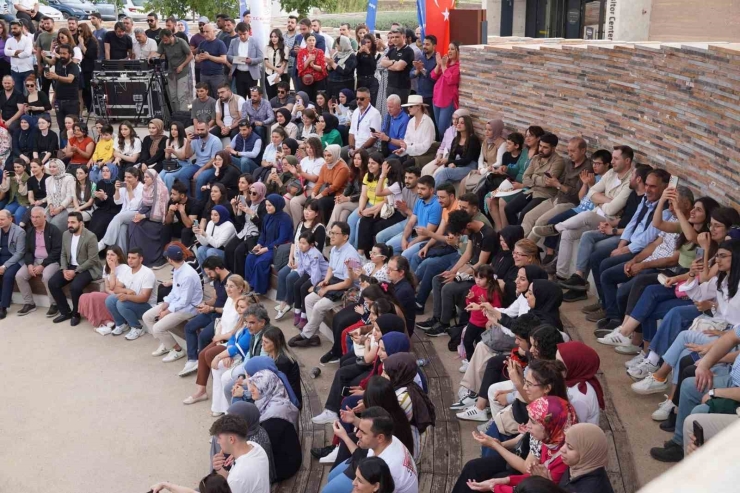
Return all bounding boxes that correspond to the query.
[403,114,435,157]
[4,35,34,72]
[196,220,236,249]
[116,138,142,157]
[215,95,246,128]
[114,182,144,211]
[133,37,158,59]
[299,157,325,191]
[228,442,270,493]
[367,436,418,493]
[349,104,382,150]
[16,0,38,10]
[567,383,600,425]
[219,297,240,334]
[70,234,80,266]
[117,265,157,305]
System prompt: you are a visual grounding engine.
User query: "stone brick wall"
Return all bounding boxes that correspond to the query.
[458,39,740,208]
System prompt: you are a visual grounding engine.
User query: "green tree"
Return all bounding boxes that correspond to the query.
[279,0,331,18]
[144,0,238,21]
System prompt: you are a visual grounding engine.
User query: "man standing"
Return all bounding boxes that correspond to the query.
[0,210,25,319]
[311,19,332,55]
[67,17,79,44]
[34,16,55,93]
[227,22,263,98]
[289,221,362,348]
[196,23,229,100]
[0,76,24,134]
[48,212,102,325]
[284,15,298,87]
[122,16,134,41]
[13,0,41,34]
[411,34,438,128]
[101,247,156,339]
[210,415,271,493]
[46,44,80,131]
[180,256,231,376]
[89,13,106,60]
[165,16,187,42]
[15,206,61,317]
[344,87,381,162]
[132,28,157,59]
[104,22,133,60]
[156,28,193,112]
[143,244,203,364]
[217,18,237,47]
[185,121,224,200]
[242,87,274,141]
[145,12,161,42]
[190,16,208,83]
[212,83,246,141]
[4,20,33,94]
[380,27,414,104]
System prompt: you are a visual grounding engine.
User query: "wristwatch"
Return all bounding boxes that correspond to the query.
[709,389,716,398]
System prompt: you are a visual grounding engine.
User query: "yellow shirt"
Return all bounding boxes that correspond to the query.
[363,174,386,206]
[92,139,114,163]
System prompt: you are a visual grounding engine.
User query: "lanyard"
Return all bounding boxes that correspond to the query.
[357,105,372,127]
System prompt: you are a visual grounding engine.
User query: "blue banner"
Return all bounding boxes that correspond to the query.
[239,0,249,17]
[416,0,426,39]
[366,0,378,32]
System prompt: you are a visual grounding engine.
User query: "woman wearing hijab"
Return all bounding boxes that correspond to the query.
[556,342,604,425]
[558,423,613,493]
[290,90,315,123]
[139,118,167,171]
[525,279,564,330]
[282,137,299,157]
[466,119,508,201]
[494,225,524,280]
[13,115,37,163]
[318,113,343,148]
[195,204,237,268]
[247,369,302,481]
[244,194,293,295]
[271,107,298,140]
[209,401,277,484]
[128,169,171,266]
[311,143,350,223]
[176,20,189,39]
[44,159,76,231]
[331,88,356,128]
[226,179,267,275]
[326,35,357,99]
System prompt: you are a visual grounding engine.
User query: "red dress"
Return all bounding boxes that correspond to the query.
[494,448,567,493]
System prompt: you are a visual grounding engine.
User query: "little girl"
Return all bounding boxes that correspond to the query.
[286,231,329,328]
[462,264,503,371]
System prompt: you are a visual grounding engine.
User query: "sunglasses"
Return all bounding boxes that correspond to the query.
[25,84,35,88]
[249,191,258,196]
[356,96,367,101]
[278,90,286,94]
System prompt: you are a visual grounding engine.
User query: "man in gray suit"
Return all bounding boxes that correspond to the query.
[48,212,103,326]
[0,210,26,319]
[227,22,263,98]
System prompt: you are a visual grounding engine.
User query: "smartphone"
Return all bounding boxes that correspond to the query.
[657,273,668,286]
[689,351,701,363]
[693,421,705,446]
[668,175,679,189]
[696,247,705,260]
[341,386,352,397]
[6,171,14,177]
[375,33,381,39]
[544,172,552,178]
[370,127,377,133]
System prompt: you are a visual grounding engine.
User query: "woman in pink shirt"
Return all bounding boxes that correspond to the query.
[431,41,461,139]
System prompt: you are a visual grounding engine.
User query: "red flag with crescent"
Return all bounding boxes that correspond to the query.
[425,0,455,54]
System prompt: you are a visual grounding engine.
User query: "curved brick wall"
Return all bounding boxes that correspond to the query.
[458,40,740,208]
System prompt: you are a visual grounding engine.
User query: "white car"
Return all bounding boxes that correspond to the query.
[119,0,146,21]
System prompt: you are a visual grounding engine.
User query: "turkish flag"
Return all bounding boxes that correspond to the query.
[425,0,455,55]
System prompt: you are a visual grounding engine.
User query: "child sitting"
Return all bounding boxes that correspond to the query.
[88,124,115,182]
[461,265,503,371]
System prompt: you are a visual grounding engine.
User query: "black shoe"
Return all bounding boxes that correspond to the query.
[17,304,36,316]
[311,445,335,460]
[319,350,340,366]
[562,289,588,303]
[650,443,684,462]
[659,411,677,432]
[542,254,555,265]
[415,302,425,314]
[46,304,59,317]
[427,323,449,337]
[0,307,6,319]
[560,274,588,291]
[289,334,321,347]
[416,316,439,331]
[597,318,619,330]
[53,313,72,324]
[70,315,81,327]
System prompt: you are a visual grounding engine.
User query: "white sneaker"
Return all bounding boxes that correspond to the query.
[627,360,660,381]
[162,349,186,363]
[319,445,339,464]
[95,324,113,336]
[631,373,669,395]
[651,397,676,421]
[450,395,477,410]
[178,360,199,377]
[311,409,339,425]
[456,406,490,422]
[597,327,632,347]
[615,344,642,355]
[458,386,471,400]
[459,359,469,373]
[624,352,645,370]
[151,343,168,356]
[112,324,130,336]
[275,306,291,321]
[125,327,145,341]
[273,304,282,312]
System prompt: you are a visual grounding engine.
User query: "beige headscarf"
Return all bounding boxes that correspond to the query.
[565,423,609,479]
[334,35,354,69]
[148,118,165,157]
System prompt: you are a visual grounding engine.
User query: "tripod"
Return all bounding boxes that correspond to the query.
[133,62,173,126]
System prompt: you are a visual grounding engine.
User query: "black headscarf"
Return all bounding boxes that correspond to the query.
[375,313,405,334]
[275,107,292,128]
[322,113,339,133]
[493,225,525,278]
[523,265,549,283]
[283,138,299,156]
[530,279,563,329]
[383,353,436,434]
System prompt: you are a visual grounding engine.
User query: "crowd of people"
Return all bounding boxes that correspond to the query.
[0,11,735,493]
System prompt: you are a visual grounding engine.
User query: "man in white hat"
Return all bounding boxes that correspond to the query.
[396,95,437,168]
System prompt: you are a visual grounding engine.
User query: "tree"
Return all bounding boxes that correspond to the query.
[279,0,331,18]
[144,0,238,21]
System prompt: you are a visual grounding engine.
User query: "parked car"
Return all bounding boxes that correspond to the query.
[47,0,99,19]
[90,0,116,20]
[118,0,146,21]
[4,0,65,22]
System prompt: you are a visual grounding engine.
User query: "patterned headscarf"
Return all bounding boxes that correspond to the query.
[527,396,577,451]
[141,169,169,223]
[249,369,299,429]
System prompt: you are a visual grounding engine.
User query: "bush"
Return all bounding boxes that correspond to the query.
[319,11,419,30]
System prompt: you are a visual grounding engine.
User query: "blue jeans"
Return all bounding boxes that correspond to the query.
[433,102,455,140]
[347,207,362,248]
[593,251,633,304]
[162,164,198,193]
[415,252,460,306]
[321,460,353,493]
[435,163,475,186]
[577,231,618,276]
[663,331,724,385]
[104,295,151,329]
[376,219,407,244]
[184,312,218,361]
[402,241,428,263]
[195,168,217,200]
[196,245,225,267]
[482,421,515,458]
[543,209,576,250]
[3,200,27,225]
[276,266,300,303]
[648,304,702,355]
[629,284,692,338]
[673,374,733,446]
[233,156,259,173]
[12,70,33,96]
[600,259,650,319]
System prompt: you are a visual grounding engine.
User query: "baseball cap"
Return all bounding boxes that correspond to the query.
[198,16,209,24]
[165,245,184,261]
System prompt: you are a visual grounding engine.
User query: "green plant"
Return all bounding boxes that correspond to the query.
[143,0,238,20]
[279,0,333,17]
[318,11,418,30]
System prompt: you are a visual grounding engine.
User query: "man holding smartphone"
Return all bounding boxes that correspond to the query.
[46,44,79,131]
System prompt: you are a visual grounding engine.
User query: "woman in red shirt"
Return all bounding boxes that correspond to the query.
[63,122,94,175]
[297,33,327,106]
[431,41,461,139]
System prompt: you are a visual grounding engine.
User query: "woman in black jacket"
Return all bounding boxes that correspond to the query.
[202,150,240,198]
[356,34,379,106]
[558,423,614,493]
[33,115,59,165]
[88,164,123,240]
[139,118,167,171]
[434,114,482,187]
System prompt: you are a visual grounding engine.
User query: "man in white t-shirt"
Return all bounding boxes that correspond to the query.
[326,406,418,493]
[102,247,157,340]
[342,87,381,163]
[211,414,270,493]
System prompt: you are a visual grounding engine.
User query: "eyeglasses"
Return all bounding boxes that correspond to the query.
[716,253,731,259]
[25,84,35,88]
[277,90,286,94]
[523,379,542,389]
[328,231,345,237]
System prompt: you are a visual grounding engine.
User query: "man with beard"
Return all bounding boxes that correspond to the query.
[45,43,80,130]
[5,20,34,94]
[48,212,102,326]
[190,16,208,83]
[34,16,55,92]
[0,210,26,319]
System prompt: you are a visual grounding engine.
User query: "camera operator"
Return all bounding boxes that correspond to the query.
[45,44,79,131]
[133,28,157,60]
[155,29,193,113]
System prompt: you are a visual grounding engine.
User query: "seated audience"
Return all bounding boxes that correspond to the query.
[254,127,286,183]
[209,414,271,493]
[310,144,350,223]
[12,115,36,163]
[290,91,314,123]
[62,122,95,175]
[433,114,482,187]
[71,166,94,222]
[0,210,24,319]
[190,82,217,133]
[139,118,167,171]
[272,107,298,140]
[184,121,225,201]
[296,107,317,141]
[286,136,326,225]
[0,159,30,224]
[372,95,410,158]
[384,175,441,255]
[112,121,142,169]
[346,152,384,251]
[559,423,614,493]
[76,246,122,332]
[195,205,237,267]
[87,124,115,170]
[97,167,143,253]
[44,159,76,232]
[269,81,295,111]
[201,150,240,197]
[328,148,367,225]
[242,87,275,141]
[352,457,395,493]
[88,166,122,243]
[212,83,246,141]
[344,87,381,163]
[128,169,171,267]
[225,179,265,274]
[244,194,293,295]
[557,342,604,425]
[150,472,233,493]
[161,122,193,191]
[397,95,436,168]
[318,113,343,148]
[26,160,50,220]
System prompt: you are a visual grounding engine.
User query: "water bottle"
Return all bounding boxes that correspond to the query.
[310,367,321,379]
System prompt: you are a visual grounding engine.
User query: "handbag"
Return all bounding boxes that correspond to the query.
[162,159,181,172]
[687,314,730,334]
[301,73,314,86]
[480,325,517,354]
[380,198,395,219]
[708,397,740,414]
